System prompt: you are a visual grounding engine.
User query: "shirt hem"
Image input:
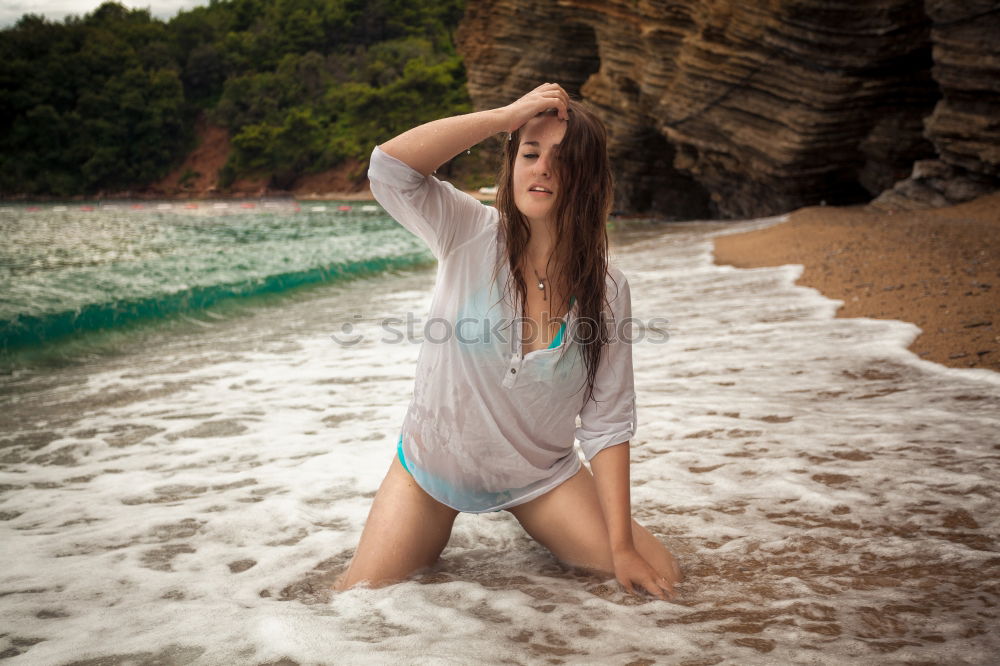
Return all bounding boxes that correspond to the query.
[409,452,583,514]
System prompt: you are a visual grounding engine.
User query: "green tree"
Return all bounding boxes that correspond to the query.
[0,0,471,196]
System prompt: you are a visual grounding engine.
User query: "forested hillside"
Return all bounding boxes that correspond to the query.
[0,0,469,196]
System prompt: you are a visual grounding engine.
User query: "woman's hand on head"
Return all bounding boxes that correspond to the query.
[500,83,570,134]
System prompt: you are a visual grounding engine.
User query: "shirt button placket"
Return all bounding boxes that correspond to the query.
[504,353,522,388]
[504,308,522,388]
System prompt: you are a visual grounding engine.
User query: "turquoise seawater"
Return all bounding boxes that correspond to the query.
[0,200,436,368]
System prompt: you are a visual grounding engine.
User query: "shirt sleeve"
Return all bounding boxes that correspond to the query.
[367,145,495,261]
[575,269,638,462]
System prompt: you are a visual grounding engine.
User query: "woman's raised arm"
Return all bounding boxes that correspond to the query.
[379,83,571,178]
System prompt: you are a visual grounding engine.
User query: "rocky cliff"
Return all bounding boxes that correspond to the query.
[456,0,1000,219]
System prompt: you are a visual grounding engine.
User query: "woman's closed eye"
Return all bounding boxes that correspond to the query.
[522,153,538,159]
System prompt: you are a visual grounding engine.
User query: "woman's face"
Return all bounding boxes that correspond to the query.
[512,112,567,226]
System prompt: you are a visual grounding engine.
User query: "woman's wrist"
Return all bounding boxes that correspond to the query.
[378,84,569,176]
[495,103,525,134]
[611,538,637,556]
[485,106,515,137]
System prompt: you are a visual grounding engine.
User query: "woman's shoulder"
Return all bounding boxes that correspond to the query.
[604,263,630,297]
[606,262,627,283]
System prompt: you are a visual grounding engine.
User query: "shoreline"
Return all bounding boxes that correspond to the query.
[7,187,997,375]
[711,193,1000,373]
[0,188,498,204]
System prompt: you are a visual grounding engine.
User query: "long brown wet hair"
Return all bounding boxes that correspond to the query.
[489,98,623,407]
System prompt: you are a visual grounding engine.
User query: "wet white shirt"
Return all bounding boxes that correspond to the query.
[368,145,637,513]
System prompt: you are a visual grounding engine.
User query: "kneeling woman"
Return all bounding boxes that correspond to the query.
[334,83,683,601]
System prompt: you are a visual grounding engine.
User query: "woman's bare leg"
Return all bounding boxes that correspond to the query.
[333,455,460,590]
[506,464,683,586]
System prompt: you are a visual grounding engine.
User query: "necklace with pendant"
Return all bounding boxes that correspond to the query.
[531,265,547,301]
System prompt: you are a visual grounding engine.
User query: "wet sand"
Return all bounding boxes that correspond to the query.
[712,193,1000,373]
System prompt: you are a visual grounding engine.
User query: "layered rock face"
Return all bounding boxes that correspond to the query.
[456,0,1000,219]
[873,1,1000,210]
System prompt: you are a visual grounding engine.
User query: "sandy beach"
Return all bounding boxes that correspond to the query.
[713,193,1000,374]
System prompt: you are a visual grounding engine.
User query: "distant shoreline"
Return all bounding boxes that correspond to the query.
[712,192,1000,374]
[0,188,499,204]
